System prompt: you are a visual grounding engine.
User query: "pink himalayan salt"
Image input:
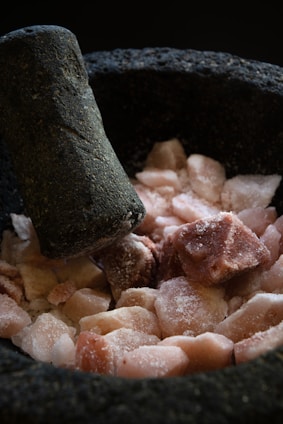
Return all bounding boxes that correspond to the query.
[158,212,271,286]
[144,138,187,170]
[0,293,31,338]
[260,254,283,292]
[11,312,76,362]
[237,206,277,237]
[75,328,160,375]
[172,192,220,223]
[187,153,226,204]
[95,233,157,301]
[62,287,111,323]
[116,287,158,312]
[136,168,181,191]
[116,345,189,378]
[47,280,77,306]
[259,223,281,267]
[0,274,23,304]
[234,320,283,364]
[79,305,161,338]
[221,174,282,212]
[159,332,234,374]
[215,292,283,342]
[154,277,227,337]
[51,333,76,368]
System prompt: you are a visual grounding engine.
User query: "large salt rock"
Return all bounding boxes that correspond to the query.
[132,182,174,239]
[18,263,58,301]
[0,274,23,304]
[144,138,187,170]
[95,233,157,301]
[11,312,76,362]
[260,254,283,292]
[47,280,77,306]
[237,206,277,236]
[79,305,161,337]
[0,293,31,337]
[172,192,220,223]
[51,333,76,368]
[159,332,234,374]
[154,277,227,337]
[158,212,270,286]
[116,287,158,312]
[54,256,107,290]
[136,168,181,191]
[187,153,226,204]
[116,345,189,378]
[234,320,283,364]
[75,328,160,375]
[62,287,111,323]
[215,292,283,342]
[221,174,281,212]
[0,214,41,265]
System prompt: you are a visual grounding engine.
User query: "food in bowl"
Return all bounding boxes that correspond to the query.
[1,137,283,378]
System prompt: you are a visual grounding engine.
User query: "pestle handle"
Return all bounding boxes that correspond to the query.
[0,25,145,259]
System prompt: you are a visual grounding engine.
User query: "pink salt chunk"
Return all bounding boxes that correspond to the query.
[1,213,42,264]
[151,215,186,242]
[234,320,283,364]
[0,259,21,279]
[215,292,283,342]
[11,312,76,362]
[159,332,234,374]
[145,138,187,170]
[105,328,160,371]
[224,268,262,301]
[0,293,31,338]
[135,168,181,190]
[95,233,157,301]
[221,174,281,212]
[237,206,277,236]
[0,274,23,304]
[260,224,281,267]
[259,254,283,292]
[47,280,77,306]
[172,192,220,223]
[116,345,189,378]
[75,328,160,375]
[79,305,161,337]
[273,215,283,254]
[170,212,271,286]
[133,183,173,236]
[75,331,113,375]
[154,277,227,337]
[51,333,76,368]
[62,287,111,323]
[187,154,226,204]
[116,287,158,312]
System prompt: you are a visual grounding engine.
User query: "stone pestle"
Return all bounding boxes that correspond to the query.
[0,25,145,259]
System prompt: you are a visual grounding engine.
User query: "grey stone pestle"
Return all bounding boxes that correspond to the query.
[0,25,145,259]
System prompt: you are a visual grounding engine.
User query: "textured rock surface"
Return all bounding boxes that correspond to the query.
[1,46,283,423]
[0,26,145,258]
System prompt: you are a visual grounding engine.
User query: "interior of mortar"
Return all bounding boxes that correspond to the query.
[1,47,283,380]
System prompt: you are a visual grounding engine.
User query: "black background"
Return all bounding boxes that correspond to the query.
[1,3,283,66]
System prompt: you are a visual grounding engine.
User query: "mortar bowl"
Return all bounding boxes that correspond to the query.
[1,47,283,423]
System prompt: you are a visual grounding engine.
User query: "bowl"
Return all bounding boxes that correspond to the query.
[1,47,283,423]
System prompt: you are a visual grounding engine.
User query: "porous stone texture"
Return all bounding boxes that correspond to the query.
[0,26,145,259]
[1,46,283,423]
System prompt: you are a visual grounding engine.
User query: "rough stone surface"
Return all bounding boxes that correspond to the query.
[0,26,145,258]
[1,45,283,423]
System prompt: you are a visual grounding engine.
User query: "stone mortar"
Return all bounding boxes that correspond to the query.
[1,47,283,423]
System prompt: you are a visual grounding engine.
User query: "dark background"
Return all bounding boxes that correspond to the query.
[1,3,283,66]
